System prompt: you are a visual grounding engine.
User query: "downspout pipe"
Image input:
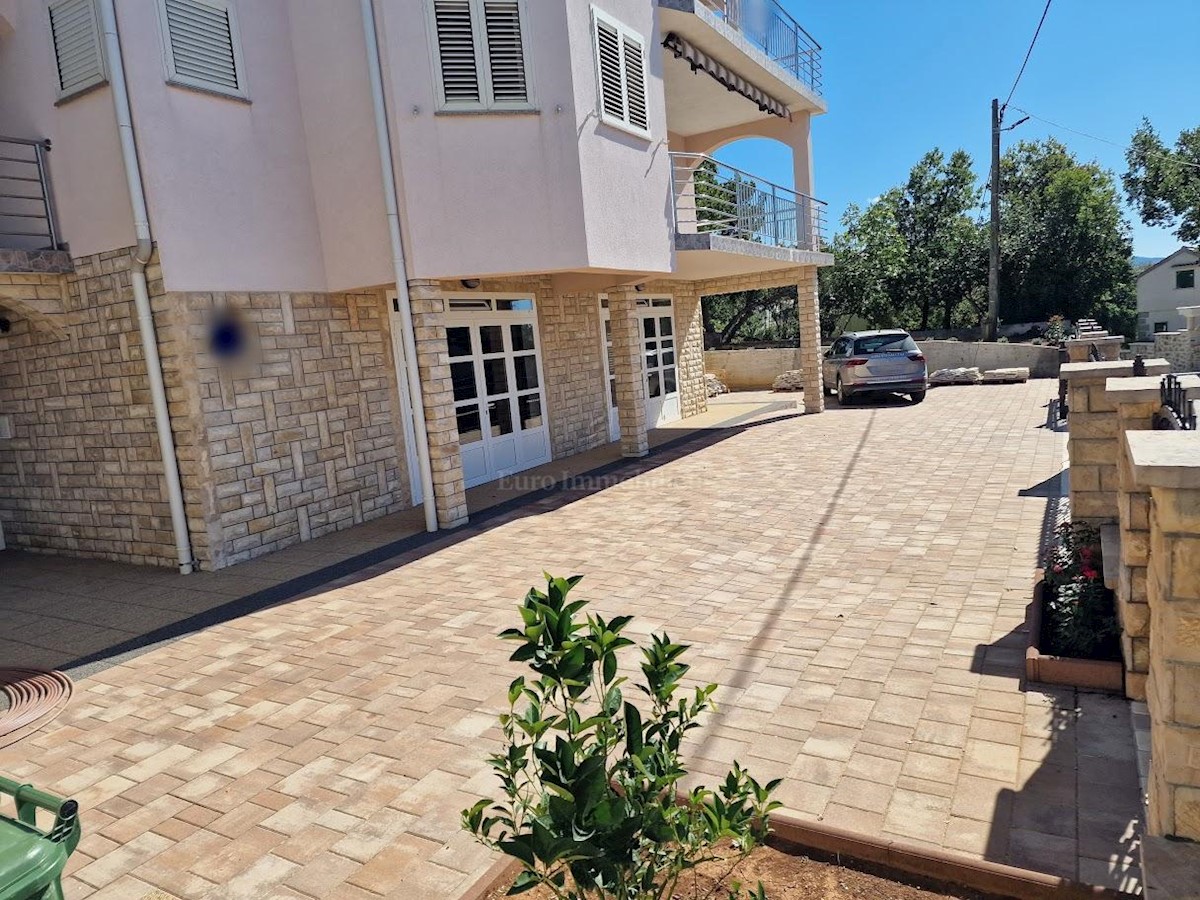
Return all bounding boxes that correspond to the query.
[97,0,195,573]
[361,0,438,533]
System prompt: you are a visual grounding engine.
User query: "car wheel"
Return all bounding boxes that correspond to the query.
[910,389,926,404]
[836,376,851,405]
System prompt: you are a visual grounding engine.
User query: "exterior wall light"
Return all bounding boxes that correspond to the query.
[460,279,481,289]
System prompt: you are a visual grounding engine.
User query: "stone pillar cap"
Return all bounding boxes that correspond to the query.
[1061,359,1170,382]
[1105,373,1200,404]
[1126,431,1200,489]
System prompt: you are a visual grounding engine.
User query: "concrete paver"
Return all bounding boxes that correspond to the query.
[0,383,1143,898]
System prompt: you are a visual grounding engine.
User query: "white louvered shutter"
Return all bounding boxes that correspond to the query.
[434,0,481,105]
[482,1,527,104]
[48,0,106,98]
[621,34,648,132]
[162,0,241,94]
[594,17,625,124]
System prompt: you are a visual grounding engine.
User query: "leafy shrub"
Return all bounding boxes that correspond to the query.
[1044,315,1067,344]
[996,336,1010,343]
[1043,523,1119,659]
[463,574,780,899]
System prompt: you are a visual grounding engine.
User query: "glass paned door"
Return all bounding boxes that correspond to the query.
[445,305,551,488]
[600,302,619,442]
[639,302,680,427]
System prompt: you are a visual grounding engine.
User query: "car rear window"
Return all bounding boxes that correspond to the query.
[854,334,918,354]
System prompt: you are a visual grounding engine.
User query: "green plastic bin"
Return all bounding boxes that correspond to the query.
[0,775,80,900]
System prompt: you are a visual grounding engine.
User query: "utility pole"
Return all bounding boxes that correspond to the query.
[986,98,1001,342]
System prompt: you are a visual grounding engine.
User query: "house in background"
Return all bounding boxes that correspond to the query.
[1136,246,1198,339]
[0,0,832,571]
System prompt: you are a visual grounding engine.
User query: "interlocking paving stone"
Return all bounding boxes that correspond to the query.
[0,384,1145,897]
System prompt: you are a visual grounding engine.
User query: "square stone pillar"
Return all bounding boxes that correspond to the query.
[1105,376,1168,699]
[1062,359,1169,526]
[407,280,468,528]
[1128,431,1200,841]
[797,266,824,413]
[1065,335,1124,362]
[608,288,648,458]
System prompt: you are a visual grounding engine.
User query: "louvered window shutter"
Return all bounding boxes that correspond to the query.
[162,0,243,96]
[594,18,625,123]
[48,0,106,99]
[482,1,527,104]
[433,0,482,105]
[621,35,648,133]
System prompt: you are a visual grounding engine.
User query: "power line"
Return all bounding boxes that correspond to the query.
[1009,106,1200,170]
[1001,0,1053,116]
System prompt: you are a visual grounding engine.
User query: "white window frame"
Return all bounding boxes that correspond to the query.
[154,0,250,102]
[590,7,651,140]
[45,0,108,102]
[426,0,536,113]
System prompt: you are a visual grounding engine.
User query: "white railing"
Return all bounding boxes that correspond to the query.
[670,152,826,252]
[698,0,823,94]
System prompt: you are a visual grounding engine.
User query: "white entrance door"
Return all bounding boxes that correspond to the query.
[638,300,680,427]
[599,296,680,434]
[446,299,551,488]
[599,301,620,443]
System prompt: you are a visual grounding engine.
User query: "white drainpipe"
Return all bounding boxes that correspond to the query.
[361,0,438,533]
[97,0,195,573]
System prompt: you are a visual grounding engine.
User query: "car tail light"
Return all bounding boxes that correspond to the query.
[845,357,868,367]
[908,352,925,362]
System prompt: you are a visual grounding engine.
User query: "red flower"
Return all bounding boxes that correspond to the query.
[1081,566,1098,580]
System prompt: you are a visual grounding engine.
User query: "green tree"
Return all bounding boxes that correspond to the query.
[819,151,985,333]
[817,197,908,334]
[702,286,797,346]
[1124,119,1200,245]
[1000,139,1134,325]
[893,149,987,330]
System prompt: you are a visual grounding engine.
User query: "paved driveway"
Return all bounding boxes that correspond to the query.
[0,382,1142,898]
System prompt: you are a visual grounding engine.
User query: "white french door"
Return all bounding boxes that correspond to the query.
[638,300,680,427]
[599,296,680,436]
[600,302,620,443]
[446,298,551,488]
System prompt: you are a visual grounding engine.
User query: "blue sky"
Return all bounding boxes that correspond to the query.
[715,0,1199,258]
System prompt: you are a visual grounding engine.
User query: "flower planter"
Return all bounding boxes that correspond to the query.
[1025,576,1124,693]
[460,808,1125,900]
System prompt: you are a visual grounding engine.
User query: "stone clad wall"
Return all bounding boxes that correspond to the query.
[0,249,179,566]
[167,290,415,568]
[1128,434,1200,841]
[534,286,610,460]
[1062,360,1169,526]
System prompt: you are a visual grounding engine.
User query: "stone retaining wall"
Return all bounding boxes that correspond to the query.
[706,340,1061,390]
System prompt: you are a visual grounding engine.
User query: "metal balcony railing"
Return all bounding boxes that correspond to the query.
[0,137,60,251]
[670,152,826,252]
[698,0,823,94]
[1158,372,1199,431]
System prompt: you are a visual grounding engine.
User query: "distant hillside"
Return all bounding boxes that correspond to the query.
[1133,255,1164,269]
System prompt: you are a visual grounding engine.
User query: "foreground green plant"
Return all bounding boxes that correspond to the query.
[463,574,780,899]
[1043,522,1120,659]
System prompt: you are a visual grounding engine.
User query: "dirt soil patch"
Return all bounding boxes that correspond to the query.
[484,840,999,900]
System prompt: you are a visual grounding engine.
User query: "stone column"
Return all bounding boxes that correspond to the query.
[797,266,824,413]
[1105,377,1166,699]
[609,287,648,458]
[407,280,468,528]
[1128,430,1200,841]
[1062,359,1169,526]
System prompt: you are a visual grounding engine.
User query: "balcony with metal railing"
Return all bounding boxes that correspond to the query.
[696,0,822,94]
[669,152,829,278]
[1,137,62,256]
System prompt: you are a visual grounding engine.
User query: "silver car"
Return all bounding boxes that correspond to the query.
[822,330,928,405]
